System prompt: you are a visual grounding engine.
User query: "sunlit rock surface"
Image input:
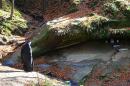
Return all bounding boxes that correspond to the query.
[0,66,66,86]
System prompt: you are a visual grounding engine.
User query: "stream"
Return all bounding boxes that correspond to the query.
[2,40,130,83]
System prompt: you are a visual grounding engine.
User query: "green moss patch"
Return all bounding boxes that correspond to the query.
[0,0,28,36]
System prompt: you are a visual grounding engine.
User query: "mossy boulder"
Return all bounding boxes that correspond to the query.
[31,14,109,57]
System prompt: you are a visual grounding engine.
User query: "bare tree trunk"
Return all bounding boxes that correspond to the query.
[43,0,48,13]
[10,0,14,20]
[0,0,2,9]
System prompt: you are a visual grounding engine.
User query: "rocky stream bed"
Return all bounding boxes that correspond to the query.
[1,40,130,85]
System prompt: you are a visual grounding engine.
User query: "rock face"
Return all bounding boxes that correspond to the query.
[2,41,130,84]
[31,14,109,57]
[0,65,66,86]
[39,41,130,81]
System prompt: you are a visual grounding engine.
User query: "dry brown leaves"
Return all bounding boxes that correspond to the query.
[85,67,130,86]
[46,64,74,80]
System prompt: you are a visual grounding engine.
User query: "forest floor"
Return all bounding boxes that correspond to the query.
[1,0,130,86]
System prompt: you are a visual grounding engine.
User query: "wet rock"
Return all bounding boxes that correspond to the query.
[5,41,130,84]
[70,80,79,86]
[71,59,102,82]
[2,60,15,66]
[35,64,50,69]
[50,59,104,82]
[112,48,130,61]
[1,45,22,65]
[65,80,79,86]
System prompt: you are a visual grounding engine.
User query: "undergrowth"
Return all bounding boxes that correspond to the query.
[0,0,28,36]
